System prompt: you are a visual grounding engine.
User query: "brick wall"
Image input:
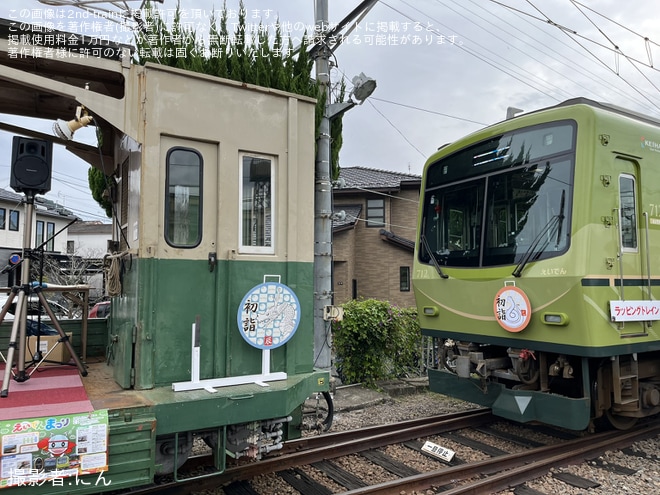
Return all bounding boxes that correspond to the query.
[333,187,419,308]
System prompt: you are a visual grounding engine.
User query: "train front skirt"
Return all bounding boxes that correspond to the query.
[427,368,591,430]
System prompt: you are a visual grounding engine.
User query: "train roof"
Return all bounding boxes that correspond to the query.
[528,97,660,128]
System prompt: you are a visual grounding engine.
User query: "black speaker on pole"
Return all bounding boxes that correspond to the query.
[10,137,53,195]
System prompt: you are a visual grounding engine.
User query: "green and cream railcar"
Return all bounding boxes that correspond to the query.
[413,98,660,430]
[0,28,328,493]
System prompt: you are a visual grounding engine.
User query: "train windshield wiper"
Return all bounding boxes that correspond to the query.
[512,191,565,278]
[555,190,566,249]
[421,234,449,279]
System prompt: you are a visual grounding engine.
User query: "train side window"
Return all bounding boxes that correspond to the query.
[619,174,637,250]
[240,154,275,254]
[164,147,203,248]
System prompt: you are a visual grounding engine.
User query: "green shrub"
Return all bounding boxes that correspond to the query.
[332,299,421,387]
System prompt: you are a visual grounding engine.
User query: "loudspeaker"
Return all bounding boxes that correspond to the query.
[10,137,52,195]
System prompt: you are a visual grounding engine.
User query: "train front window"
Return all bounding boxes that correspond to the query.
[423,181,484,267]
[421,121,574,268]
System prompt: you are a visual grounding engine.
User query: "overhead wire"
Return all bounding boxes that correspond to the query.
[468,0,652,110]
[490,0,660,111]
[365,99,427,159]
[567,0,660,102]
[381,0,563,101]
[432,0,575,102]
[460,0,648,107]
[369,97,488,126]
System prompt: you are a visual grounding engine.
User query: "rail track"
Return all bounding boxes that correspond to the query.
[127,409,660,495]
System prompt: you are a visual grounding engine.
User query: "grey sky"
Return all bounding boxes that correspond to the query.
[0,1,658,219]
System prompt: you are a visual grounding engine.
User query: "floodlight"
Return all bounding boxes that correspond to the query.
[350,73,377,104]
[53,106,93,141]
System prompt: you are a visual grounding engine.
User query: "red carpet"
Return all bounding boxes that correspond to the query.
[0,364,93,421]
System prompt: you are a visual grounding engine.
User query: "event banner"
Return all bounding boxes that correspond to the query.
[0,410,108,489]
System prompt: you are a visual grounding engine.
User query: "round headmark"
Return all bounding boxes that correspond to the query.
[237,282,301,349]
[493,286,531,332]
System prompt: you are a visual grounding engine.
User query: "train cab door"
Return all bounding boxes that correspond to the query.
[147,136,221,386]
[614,157,646,336]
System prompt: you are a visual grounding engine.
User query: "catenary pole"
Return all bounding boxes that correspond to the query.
[313,0,333,371]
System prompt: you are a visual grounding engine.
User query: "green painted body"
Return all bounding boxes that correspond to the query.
[108,257,327,434]
[111,258,317,389]
[413,99,660,429]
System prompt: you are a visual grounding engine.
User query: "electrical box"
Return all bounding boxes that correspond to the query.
[323,305,344,322]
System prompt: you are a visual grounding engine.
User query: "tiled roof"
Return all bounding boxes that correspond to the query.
[335,166,421,191]
[68,221,113,234]
[379,229,415,252]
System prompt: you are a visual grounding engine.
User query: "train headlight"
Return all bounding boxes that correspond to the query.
[542,313,569,326]
[422,306,439,316]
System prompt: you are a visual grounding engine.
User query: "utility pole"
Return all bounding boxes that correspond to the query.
[312,0,377,373]
[313,0,333,371]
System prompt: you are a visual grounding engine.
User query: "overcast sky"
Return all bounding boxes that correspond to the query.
[0,0,658,220]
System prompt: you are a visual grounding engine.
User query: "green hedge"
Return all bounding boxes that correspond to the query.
[332,299,422,387]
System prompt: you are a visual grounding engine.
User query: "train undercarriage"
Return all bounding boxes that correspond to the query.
[433,338,660,431]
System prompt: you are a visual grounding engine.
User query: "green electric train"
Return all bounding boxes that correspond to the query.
[413,98,660,431]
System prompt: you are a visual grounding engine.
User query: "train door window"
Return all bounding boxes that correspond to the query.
[619,174,637,251]
[240,154,275,254]
[0,208,6,229]
[164,147,203,248]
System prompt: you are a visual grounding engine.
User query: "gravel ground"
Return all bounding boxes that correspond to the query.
[321,389,660,495]
[328,388,480,432]
[195,389,660,494]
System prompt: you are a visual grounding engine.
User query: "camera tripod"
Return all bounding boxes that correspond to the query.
[0,192,87,398]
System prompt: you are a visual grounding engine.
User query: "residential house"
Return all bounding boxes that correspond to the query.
[0,188,77,287]
[67,221,113,257]
[66,221,113,302]
[332,166,421,308]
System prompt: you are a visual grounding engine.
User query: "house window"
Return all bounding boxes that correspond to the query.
[0,208,5,229]
[36,220,44,247]
[46,222,55,251]
[67,240,75,254]
[400,266,411,292]
[240,154,274,254]
[9,210,19,231]
[366,198,385,227]
[164,147,203,248]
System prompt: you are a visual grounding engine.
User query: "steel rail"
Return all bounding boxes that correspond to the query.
[131,408,494,495]
[339,421,660,495]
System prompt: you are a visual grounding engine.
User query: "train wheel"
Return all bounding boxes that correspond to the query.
[302,391,334,432]
[605,409,638,430]
[155,433,192,475]
[440,343,459,374]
